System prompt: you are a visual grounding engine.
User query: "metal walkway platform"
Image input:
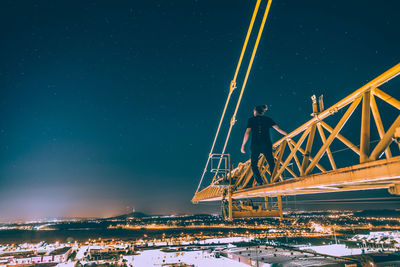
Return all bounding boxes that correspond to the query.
[193,156,400,202]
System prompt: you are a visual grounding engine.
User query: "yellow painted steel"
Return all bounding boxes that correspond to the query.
[277,196,283,220]
[320,121,360,155]
[300,97,319,174]
[389,183,400,195]
[228,188,233,221]
[370,94,392,158]
[193,63,400,204]
[360,91,371,163]
[304,97,361,175]
[233,157,400,198]
[273,63,400,149]
[300,124,316,175]
[271,140,286,182]
[192,0,400,219]
[223,196,283,220]
[232,209,281,218]
[289,139,326,172]
[317,123,337,170]
[193,156,400,201]
[369,115,400,161]
[287,141,302,172]
[373,88,400,110]
[274,129,309,180]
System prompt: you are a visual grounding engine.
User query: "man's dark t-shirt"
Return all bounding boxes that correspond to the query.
[246,116,276,150]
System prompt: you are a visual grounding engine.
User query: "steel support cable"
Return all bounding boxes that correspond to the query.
[195,0,262,194]
[330,139,380,155]
[217,0,273,173]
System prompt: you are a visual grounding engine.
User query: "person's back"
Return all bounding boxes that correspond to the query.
[247,115,275,149]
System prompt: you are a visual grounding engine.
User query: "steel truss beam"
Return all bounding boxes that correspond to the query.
[193,63,400,204]
[194,156,400,201]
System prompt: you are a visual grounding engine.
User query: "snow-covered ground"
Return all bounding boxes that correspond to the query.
[351,231,400,247]
[122,249,247,267]
[75,245,90,260]
[300,244,363,256]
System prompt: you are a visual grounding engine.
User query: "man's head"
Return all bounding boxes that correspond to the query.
[254,104,268,116]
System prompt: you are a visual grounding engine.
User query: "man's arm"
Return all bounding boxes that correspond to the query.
[273,125,288,136]
[241,128,251,153]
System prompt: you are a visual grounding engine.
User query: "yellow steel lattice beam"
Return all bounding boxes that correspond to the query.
[305,97,362,175]
[370,93,392,158]
[193,58,400,203]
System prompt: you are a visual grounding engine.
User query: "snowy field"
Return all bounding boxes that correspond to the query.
[122,249,247,267]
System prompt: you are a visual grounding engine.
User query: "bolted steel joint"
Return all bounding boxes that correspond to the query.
[388,183,400,195]
[229,80,237,93]
[230,116,237,126]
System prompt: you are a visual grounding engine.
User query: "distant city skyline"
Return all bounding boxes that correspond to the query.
[1,0,400,221]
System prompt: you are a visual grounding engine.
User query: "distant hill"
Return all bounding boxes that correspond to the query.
[354,209,400,218]
[105,211,150,220]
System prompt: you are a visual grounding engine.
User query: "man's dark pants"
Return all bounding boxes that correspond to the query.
[251,144,275,184]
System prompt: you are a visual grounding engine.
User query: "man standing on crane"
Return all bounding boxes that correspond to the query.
[241,105,287,185]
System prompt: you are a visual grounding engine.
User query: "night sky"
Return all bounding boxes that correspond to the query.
[1,0,399,222]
